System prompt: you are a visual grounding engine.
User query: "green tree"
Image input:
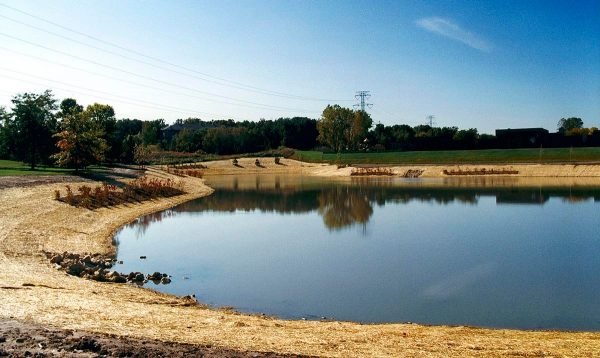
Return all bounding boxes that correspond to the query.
[11,90,58,169]
[174,128,204,152]
[140,119,166,146]
[86,103,117,160]
[53,104,108,172]
[558,117,583,133]
[0,106,13,158]
[317,105,372,152]
[59,98,83,116]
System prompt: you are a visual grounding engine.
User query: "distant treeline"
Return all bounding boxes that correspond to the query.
[0,90,597,170]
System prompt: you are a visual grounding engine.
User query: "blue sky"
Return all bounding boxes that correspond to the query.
[0,0,598,133]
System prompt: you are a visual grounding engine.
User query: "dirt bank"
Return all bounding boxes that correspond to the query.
[0,319,310,357]
[194,157,600,178]
[1,161,599,357]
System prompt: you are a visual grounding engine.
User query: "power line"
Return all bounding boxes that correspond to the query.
[0,47,319,115]
[0,3,352,102]
[0,14,329,101]
[353,90,372,112]
[0,72,240,119]
[0,34,318,113]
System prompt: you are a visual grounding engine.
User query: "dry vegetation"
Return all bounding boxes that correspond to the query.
[54,177,184,209]
[350,167,395,176]
[443,168,520,176]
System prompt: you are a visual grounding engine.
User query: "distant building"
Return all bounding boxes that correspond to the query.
[495,128,549,148]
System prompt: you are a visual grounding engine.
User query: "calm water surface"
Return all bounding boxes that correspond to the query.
[114,175,600,330]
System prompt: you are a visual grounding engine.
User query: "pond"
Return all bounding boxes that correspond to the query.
[114,175,600,330]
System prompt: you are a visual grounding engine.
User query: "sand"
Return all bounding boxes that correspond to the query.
[1,159,599,357]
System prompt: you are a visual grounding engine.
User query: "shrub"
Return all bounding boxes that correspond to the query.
[54,177,185,209]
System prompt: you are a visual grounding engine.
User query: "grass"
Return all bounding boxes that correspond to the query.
[293,147,600,165]
[0,160,111,176]
[0,160,74,176]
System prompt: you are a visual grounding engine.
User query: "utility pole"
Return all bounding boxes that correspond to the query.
[354,91,373,112]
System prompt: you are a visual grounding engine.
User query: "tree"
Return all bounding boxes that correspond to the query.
[0,106,13,159]
[53,102,108,172]
[140,119,166,146]
[558,117,583,133]
[86,103,117,160]
[348,110,373,150]
[317,105,372,152]
[11,90,58,169]
[453,128,479,148]
[59,98,83,116]
[174,128,204,152]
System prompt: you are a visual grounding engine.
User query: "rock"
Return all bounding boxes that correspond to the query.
[112,275,127,283]
[67,263,85,276]
[161,277,171,284]
[82,255,93,264]
[92,270,106,282]
[133,273,145,282]
[148,272,162,280]
[139,256,147,259]
[49,254,63,264]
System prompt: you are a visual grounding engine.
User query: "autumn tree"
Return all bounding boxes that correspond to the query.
[317,105,372,152]
[53,99,108,172]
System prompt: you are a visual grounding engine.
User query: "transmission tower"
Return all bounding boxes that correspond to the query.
[426,115,436,127]
[354,91,373,112]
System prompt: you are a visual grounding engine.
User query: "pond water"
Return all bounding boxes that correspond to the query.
[114,175,600,330]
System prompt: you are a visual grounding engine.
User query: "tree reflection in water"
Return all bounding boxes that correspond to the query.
[317,186,373,230]
[123,177,599,231]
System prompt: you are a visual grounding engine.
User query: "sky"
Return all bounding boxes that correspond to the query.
[0,0,598,133]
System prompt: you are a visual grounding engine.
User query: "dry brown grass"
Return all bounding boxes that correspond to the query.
[0,163,599,357]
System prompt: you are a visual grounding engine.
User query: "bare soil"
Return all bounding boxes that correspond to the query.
[0,319,311,357]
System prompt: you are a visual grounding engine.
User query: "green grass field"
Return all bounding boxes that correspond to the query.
[293,147,600,165]
[0,160,75,176]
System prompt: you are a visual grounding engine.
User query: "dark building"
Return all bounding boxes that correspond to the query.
[495,128,549,148]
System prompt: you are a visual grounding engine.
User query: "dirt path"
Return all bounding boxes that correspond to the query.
[0,161,599,357]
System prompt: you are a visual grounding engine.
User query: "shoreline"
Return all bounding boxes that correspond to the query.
[1,159,599,357]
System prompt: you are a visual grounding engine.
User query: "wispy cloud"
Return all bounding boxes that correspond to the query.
[416,17,492,52]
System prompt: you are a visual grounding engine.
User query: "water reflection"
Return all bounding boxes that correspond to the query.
[122,176,600,233]
[114,175,600,329]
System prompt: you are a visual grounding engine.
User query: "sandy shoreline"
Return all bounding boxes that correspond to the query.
[1,159,599,357]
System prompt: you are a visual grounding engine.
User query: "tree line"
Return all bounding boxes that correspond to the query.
[0,90,596,170]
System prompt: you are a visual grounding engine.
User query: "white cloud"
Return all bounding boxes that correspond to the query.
[416,17,493,52]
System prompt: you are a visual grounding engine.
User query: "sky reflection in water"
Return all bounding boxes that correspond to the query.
[114,175,600,330]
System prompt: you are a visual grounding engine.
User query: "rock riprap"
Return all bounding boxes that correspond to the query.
[44,252,171,286]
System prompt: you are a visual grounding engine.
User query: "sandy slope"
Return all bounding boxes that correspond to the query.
[1,161,599,357]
